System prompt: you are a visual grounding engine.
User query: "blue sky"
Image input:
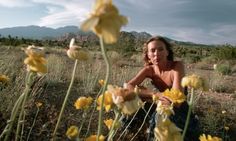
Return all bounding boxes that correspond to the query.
[0,0,236,45]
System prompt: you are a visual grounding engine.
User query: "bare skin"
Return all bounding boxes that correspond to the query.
[127,39,185,105]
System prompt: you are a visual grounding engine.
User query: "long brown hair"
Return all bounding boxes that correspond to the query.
[143,36,174,66]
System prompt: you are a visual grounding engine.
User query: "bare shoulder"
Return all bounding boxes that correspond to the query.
[141,65,154,77]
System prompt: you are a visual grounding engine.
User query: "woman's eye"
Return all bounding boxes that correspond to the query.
[158,47,164,51]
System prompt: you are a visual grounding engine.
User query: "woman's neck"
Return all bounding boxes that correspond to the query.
[157,60,169,70]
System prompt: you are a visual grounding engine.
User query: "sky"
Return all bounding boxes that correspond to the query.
[0,0,236,45]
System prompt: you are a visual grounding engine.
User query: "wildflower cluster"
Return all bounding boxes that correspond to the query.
[154,88,186,141]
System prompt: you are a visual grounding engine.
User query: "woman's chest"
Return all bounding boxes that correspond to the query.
[151,71,174,89]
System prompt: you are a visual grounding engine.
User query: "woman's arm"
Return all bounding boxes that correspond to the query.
[172,61,185,92]
[127,66,156,100]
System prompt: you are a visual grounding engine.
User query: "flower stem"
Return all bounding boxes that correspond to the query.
[97,37,110,141]
[52,59,78,140]
[85,88,103,138]
[26,107,40,141]
[117,109,139,140]
[107,110,121,141]
[130,102,155,141]
[2,71,34,141]
[182,88,194,140]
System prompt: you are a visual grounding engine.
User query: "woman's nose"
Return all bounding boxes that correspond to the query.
[154,50,159,55]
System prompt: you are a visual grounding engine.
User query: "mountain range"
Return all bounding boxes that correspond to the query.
[0,25,203,46]
[0,25,84,39]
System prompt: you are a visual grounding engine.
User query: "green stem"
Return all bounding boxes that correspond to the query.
[2,72,33,141]
[0,94,23,140]
[130,102,155,141]
[15,85,30,141]
[52,59,78,140]
[107,110,121,141]
[182,88,194,140]
[78,111,88,137]
[20,111,26,141]
[85,88,103,138]
[26,107,40,141]
[117,109,139,140]
[97,37,110,141]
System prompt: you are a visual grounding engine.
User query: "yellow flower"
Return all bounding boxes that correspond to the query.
[221,110,226,114]
[97,91,113,112]
[66,125,79,140]
[224,126,229,131]
[23,45,47,74]
[156,101,174,118]
[85,135,105,141]
[74,96,93,110]
[0,75,10,84]
[162,89,186,104]
[154,118,182,141]
[107,85,143,115]
[24,45,45,58]
[35,102,43,108]
[199,134,222,141]
[181,74,206,90]
[104,119,113,129]
[67,38,90,61]
[81,0,128,44]
[98,79,105,86]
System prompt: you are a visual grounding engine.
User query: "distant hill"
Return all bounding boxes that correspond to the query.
[0,25,81,39]
[0,25,209,47]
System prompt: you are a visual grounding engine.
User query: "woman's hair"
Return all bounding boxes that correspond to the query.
[143,36,174,66]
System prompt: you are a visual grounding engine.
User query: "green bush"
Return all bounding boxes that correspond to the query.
[216,64,232,75]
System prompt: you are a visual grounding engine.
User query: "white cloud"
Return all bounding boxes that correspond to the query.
[36,0,92,27]
[0,0,32,7]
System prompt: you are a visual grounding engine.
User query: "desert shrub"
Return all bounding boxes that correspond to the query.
[184,54,201,63]
[201,56,217,64]
[215,64,232,75]
[232,64,236,73]
[212,46,236,60]
[130,53,143,64]
[210,73,235,93]
[107,51,121,64]
[200,107,221,135]
[195,61,210,70]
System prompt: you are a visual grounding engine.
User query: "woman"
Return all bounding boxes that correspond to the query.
[125,36,199,141]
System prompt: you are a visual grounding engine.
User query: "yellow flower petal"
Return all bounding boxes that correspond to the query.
[0,75,10,84]
[85,135,105,141]
[81,17,99,32]
[74,96,93,110]
[81,0,128,44]
[181,74,207,90]
[199,134,222,141]
[23,46,47,74]
[35,102,43,108]
[162,89,186,104]
[97,91,113,112]
[66,125,79,140]
[67,45,90,61]
[104,119,113,129]
[98,79,105,86]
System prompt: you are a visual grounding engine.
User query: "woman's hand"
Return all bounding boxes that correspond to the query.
[159,95,172,106]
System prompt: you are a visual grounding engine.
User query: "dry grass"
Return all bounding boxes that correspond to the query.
[0,46,236,140]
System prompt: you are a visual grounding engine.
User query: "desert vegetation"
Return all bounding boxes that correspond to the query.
[0,40,236,140]
[1,0,236,140]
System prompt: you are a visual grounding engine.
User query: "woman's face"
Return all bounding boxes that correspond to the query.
[147,40,169,65]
